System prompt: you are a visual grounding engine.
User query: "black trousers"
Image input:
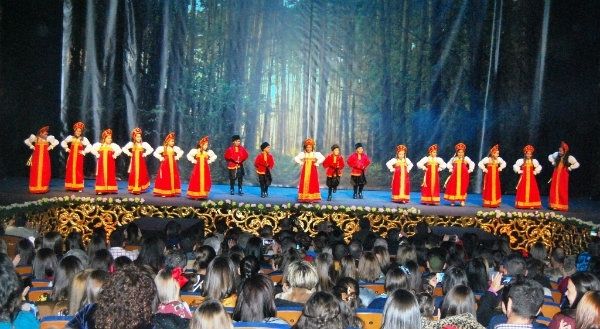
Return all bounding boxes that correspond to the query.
[228,166,245,189]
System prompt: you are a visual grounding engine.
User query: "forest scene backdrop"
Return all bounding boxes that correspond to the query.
[1,0,599,197]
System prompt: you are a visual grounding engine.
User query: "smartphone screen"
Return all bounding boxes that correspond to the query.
[436,272,445,283]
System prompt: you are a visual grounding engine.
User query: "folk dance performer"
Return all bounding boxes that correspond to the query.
[122,128,153,194]
[224,135,249,196]
[294,138,325,203]
[513,144,542,209]
[385,144,413,203]
[416,144,446,205]
[443,143,475,206]
[254,142,275,198]
[322,144,345,201]
[186,136,217,200]
[478,144,507,208]
[91,129,121,194]
[548,141,579,211]
[347,143,371,199]
[61,122,90,192]
[153,132,184,197]
[24,126,59,194]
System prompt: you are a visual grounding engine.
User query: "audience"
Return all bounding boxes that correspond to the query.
[189,299,233,329]
[381,289,422,329]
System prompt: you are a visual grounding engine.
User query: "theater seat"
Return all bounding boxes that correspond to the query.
[15,266,33,277]
[276,307,302,326]
[40,316,73,329]
[360,284,385,295]
[28,287,53,302]
[356,308,383,329]
[180,292,205,308]
[536,316,552,326]
[541,302,561,318]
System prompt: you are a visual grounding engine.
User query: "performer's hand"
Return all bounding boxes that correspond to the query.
[468,169,473,173]
[79,151,85,155]
[142,154,146,157]
[482,169,488,173]
[48,146,53,150]
[192,160,197,164]
[390,169,395,173]
[113,155,118,159]
[65,149,70,153]
[30,146,34,150]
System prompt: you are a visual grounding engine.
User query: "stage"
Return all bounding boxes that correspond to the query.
[0,177,598,254]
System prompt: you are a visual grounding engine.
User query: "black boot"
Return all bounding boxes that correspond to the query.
[230,181,235,195]
[260,187,265,198]
[327,188,332,201]
[358,185,364,199]
[238,182,244,195]
[265,186,269,197]
[353,186,358,199]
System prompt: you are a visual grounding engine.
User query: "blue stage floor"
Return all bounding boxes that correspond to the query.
[1,177,599,222]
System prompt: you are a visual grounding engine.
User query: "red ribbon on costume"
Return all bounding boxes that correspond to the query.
[172,267,189,288]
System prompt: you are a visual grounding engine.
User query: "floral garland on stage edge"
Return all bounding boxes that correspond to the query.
[0,196,597,254]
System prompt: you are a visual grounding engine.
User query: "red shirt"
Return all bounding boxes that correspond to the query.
[223,145,249,169]
[347,153,371,176]
[254,152,275,174]
[323,154,345,177]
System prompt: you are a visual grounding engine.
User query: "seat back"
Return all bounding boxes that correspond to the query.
[40,315,73,329]
[361,284,385,295]
[181,292,205,308]
[536,316,552,326]
[541,302,561,318]
[32,279,52,287]
[0,235,21,258]
[356,309,384,329]
[276,307,302,326]
[15,266,33,277]
[551,289,563,304]
[28,287,53,302]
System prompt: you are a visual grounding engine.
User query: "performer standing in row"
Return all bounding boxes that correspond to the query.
[122,128,153,194]
[443,143,475,206]
[548,141,580,211]
[24,126,59,194]
[153,132,184,197]
[294,138,325,203]
[186,136,217,200]
[91,129,121,194]
[347,143,371,199]
[417,144,446,205]
[323,144,345,201]
[254,142,275,198]
[478,144,506,208]
[513,145,542,209]
[224,135,249,196]
[386,144,412,203]
[61,122,90,192]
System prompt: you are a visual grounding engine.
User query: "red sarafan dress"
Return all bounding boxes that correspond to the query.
[294,151,325,202]
[122,141,153,194]
[91,142,122,194]
[386,157,413,203]
[443,156,475,203]
[24,133,59,194]
[478,156,507,208]
[416,156,446,205]
[153,145,184,197]
[513,158,542,209]
[61,135,90,191]
[548,151,579,211]
[187,148,217,199]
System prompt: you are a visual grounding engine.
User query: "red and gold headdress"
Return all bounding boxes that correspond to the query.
[523,144,535,154]
[560,141,569,153]
[131,127,142,141]
[198,136,209,147]
[38,126,50,136]
[428,144,438,154]
[303,138,315,148]
[163,132,176,146]
[396,144,407,153]
[73,122,85,132]
[101,129,113,141]
[489,144,499,154]
[455,143,466,152]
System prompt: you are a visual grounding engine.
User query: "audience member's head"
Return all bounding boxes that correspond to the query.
[295,291,344,329]
[382,289,422,329]
[503,279,545,322]
[575,291,600,329]
[32,247,58,280]
[0,254,22,320]
[233,274,277,322]
[440,285,477,318]
[90,249,114,271]
[68,269,91,315]
[357,252,382,283]
[529,241,548,262]
[154,268,182,304]
[427,247,446,273]
[339,255,358,281]
[416,292,436,319]
[385,267,410,293]
[442,266,468,294]
[43,231,64,255]
[466,257,488,292]
[164,249,187,269]
[190,299,233,329]
[16,238,35,266]
[94,265,157,329]
[396,244,418,265]
[284,260,318,291]
[65,231,84,251]
[566,272,600,311]
[52,255,84,302]
[315,252,336,292]
[203,256,237,301]
[85,269,108,305]
[135,236,166,272]
[503,253,527,276]
[239,255,260,282]
[333,277,361,310]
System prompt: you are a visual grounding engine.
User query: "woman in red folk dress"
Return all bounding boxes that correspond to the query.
[513,144,542,209]
[548,141,580,211]
[322,144,345,201]
[443,143,475,206]
[416,144,446,205]
[347,143,372,199]
[122,128,154,194]
[385,144,413,203]
[294,138,325,203]
[24,126,59,194]
[60,122,90,192]
[478,144,507,208]
[186,136,217,200]
[91,129,122,194]
[254,142,275,198]
[153,132,184,197]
